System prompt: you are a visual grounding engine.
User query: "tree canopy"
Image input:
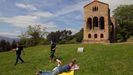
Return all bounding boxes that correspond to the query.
[113,5,133,42]
[47,30,72,44]
[19,25,48,46]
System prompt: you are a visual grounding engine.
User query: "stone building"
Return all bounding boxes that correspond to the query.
[83,0,116,43]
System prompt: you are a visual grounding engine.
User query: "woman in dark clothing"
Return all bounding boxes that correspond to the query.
[50,41,56,61]
[13,43,24,66]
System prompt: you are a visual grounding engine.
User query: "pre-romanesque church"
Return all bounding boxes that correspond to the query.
[83,0,116,43]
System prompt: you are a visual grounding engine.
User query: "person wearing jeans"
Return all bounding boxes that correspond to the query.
[14,43,24,65]
[50,41,56,61]
[36,58,79,75]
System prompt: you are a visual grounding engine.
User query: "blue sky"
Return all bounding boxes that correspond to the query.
[0,0,132,38]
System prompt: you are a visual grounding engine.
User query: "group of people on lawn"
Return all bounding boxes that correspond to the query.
[13,41,79,75]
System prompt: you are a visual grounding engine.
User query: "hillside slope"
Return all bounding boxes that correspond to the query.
[0,44,133,75]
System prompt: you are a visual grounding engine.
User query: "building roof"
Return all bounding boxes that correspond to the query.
[84,0,109,8]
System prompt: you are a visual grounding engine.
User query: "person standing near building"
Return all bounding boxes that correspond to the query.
[50,41,56,61]
[13,43,24,66]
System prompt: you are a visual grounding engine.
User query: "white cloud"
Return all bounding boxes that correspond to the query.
[55,1,89,16]
[0,16,59,37]
[65,28,79,34]
[0,15,38,28]
[0,32,18,37]
[43,22,57,28]
[32,12,54,17]
[16,3,37,11]
[0,15,58,31]
[40,22,59,32]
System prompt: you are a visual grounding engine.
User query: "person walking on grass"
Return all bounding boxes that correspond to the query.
[13,42,24,66]
[50,40,56,61]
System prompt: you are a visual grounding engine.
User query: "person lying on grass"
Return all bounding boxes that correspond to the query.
[36,58,79,75]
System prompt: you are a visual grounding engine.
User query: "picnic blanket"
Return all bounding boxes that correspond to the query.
[39,71,74,75]
[59,71,74,75]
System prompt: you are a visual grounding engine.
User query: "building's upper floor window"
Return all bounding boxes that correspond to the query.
[92,7,98,12]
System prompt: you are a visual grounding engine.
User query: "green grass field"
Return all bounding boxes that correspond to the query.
[0,43,133,75]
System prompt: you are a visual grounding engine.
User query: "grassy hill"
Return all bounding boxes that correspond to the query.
[0,43,133,75]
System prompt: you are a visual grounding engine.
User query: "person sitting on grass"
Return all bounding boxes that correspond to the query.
[36,58,79,75]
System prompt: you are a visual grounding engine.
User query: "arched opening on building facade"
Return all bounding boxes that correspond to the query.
[100,34,104,38]
[94,34,97,38]
[87,18,92,30]
[93,17,98,28]
[100,17,104,29]
[88,34,91,38]
[92,7,98,12]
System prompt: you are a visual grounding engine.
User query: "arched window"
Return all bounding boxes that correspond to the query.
[96,7,98,11]
[87,18,92,30]
[94,34,97,38]
[94,7,97,11]
[92,7,95,11]
[88,34,91,38]
[100,34,104,38]
[100,17,104,29]
[93,17,98,27]
[92,7,98,12]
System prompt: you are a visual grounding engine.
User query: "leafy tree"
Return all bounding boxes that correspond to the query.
[0,40,11,52]
[6,41,11,51]
[0,40,6,51]
[113,5,133,42]
[19,24,48,46]
[73,28,83,43]
[11,40,17,49]
[59,30,72,43]
[47,31,61,43]
[47,29,84,44]
[18,32,28,46]
[28,25,48,38]
[47,30,72,44]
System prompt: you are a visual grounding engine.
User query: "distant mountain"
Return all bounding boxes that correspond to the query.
[0,36,19,43]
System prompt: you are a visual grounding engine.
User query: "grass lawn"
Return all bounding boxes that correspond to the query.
[0,43,133,75]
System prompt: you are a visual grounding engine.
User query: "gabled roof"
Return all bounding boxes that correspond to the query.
[84,0,109,8]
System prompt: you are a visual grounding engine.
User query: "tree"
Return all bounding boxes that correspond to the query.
[47,30,72,44]
[47,31,61,43]
[19,24,48,46]
[27,25,47,39]
[73,28,83,43]
[11,40,17,49]
[113,5,133,42]
[47,29,84,44]
[0,40,6,51]
[0,40,11,52]
[18,32,28,47]
[6,41,11,51]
